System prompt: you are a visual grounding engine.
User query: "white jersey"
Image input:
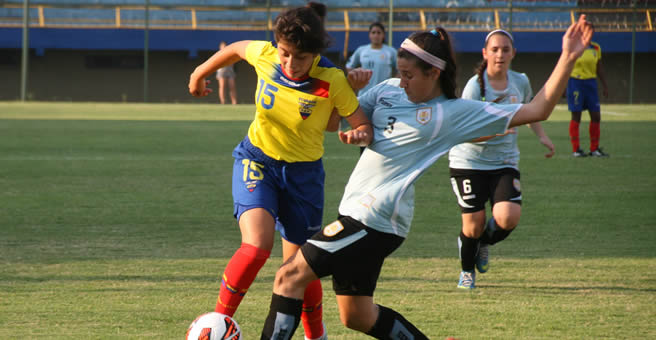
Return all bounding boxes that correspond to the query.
[449,70,533,170]
[338,79,520,237]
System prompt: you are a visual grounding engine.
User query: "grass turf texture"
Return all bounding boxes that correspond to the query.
[0,102,654,339]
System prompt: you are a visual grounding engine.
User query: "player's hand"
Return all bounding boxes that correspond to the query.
[540,135,556,158]
[562,14,593,61]
[347,68,373,92]
[469,128,516,143]
[189,75,213,97]
[501,128,517,136]
[602,87,609,99]
[338,129,370,146]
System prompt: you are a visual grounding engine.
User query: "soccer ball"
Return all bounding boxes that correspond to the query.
[186,312,241,340]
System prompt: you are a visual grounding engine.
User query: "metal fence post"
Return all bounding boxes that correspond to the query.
[388,0,393,46]
[629,0,637,104]
[21,0,30,102]
[143,0,150,102]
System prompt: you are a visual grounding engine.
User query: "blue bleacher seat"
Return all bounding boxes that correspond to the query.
[0,7,39,25]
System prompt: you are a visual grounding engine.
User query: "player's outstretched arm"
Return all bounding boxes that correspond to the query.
[189,40,251,97]
[510,15,593,127]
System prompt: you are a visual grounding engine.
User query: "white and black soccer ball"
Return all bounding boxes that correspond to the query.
[186,312,241,340]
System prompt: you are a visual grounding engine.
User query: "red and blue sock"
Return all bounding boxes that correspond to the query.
[301,279,324,339]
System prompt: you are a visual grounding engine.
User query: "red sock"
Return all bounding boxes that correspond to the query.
[215,243,270,316]
[301,279,324,339]
[569,120,580,152]
[589,121,600,151]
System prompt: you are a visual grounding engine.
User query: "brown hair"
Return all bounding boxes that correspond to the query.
[398,27,458,99]
[273,2,330,54]
[476,31,514,100]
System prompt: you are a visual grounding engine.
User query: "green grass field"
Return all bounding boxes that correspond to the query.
[0,102,654,339]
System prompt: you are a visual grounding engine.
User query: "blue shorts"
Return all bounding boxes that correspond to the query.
[231,137,325,245]
[567,78,600,113]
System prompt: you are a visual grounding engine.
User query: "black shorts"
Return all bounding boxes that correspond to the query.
[449,167,522,214]
[300,216,404,296]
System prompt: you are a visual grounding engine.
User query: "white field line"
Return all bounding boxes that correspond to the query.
[603,111,629,116]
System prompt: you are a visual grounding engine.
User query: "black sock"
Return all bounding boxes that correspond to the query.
[479,218,513,245]
[459,231,478,271]
[261,293,303,340]
[366,304,429,340]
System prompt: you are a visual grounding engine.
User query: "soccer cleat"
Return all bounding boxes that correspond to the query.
[572,149,588,157]
[304,322,327,340]
[476,243,490,273]
[589,147,609,157]
[457,270,476,290]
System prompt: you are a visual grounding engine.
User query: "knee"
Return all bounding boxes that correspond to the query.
[589,111,601,122]
[339,311,370,333]
[273,263,301,294]
[462,227,484,238]
[494,214,520,230]
[461,213,487,238]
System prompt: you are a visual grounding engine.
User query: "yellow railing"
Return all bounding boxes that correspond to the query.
[1,4,654,32]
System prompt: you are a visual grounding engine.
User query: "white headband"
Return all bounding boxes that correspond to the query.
[485,29,514,44]
[400,38,446,70]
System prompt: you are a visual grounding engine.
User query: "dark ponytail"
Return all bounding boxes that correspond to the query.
[475,59,487,100]
[306,1,326,22]
[397,26,458,99]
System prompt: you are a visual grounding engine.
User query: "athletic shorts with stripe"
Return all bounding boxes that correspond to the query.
[449,167,522,214]
[300,215,404,296]
[232,137,325,245]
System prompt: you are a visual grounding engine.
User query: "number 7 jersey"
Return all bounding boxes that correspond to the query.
[244,41,359,162]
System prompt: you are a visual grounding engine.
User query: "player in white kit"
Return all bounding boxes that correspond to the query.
[260,16,593,339]
[449,29,555,289]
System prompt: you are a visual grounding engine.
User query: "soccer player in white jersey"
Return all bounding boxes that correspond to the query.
[260,16,593,339]
[346,22,398,95]
[449,29,555,290]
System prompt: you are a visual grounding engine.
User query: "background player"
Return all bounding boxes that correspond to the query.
[567,24,609,157]
[346,22,397,95]
[449,29,555,289]
[215,41,238,105]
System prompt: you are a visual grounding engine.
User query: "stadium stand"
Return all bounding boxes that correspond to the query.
[1,0,654,52]
[1,0,654,103]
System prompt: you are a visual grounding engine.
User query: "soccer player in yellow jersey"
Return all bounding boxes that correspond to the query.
[567,24,609,157]
[188,3,372,339]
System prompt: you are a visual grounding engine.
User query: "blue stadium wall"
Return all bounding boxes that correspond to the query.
[1,27,655,103]
[2,27,655,53]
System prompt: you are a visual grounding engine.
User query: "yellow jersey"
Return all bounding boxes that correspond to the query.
[571,42,601,80]
[244,41,360,162]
